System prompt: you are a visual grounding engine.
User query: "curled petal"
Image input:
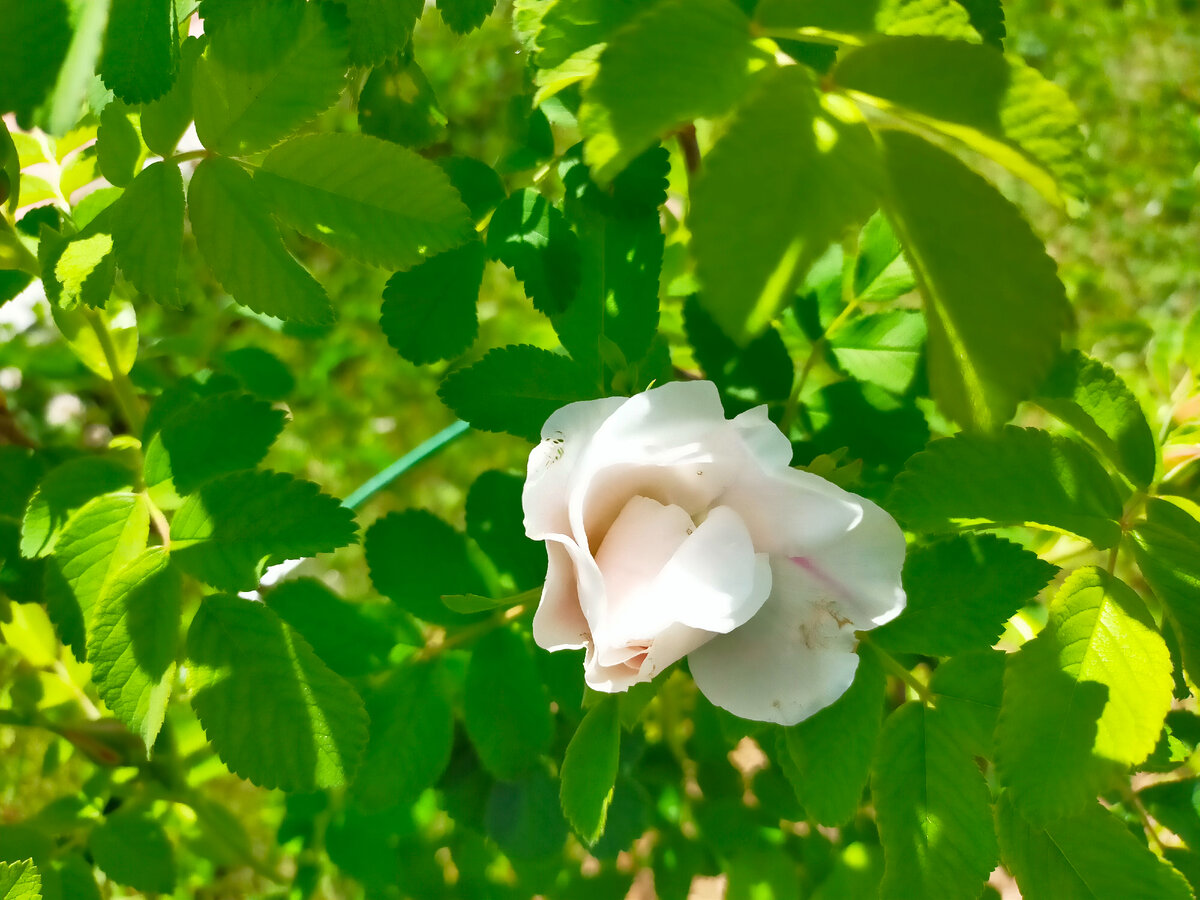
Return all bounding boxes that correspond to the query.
[729,404,794,469]
[688,558,863,725]
[531,535,601,651]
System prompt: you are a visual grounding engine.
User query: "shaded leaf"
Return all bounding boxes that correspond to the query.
[756,0,978,40]
[487,189,581,316]
[342,0,423,66]
[381,240,484,364]
[140,35,202,156]
[111,161,184,306]
[187,593,368,790]
[1131,498,1200,687]
[265,578,392,678]
[89,810,175,894]
[437,0,496,33]
[0,0,72,121]
[99,0,177,104]
[21,457,134,558]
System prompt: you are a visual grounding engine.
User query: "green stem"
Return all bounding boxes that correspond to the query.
[861,637,933,704]
[167,149,208,165]
[414,603,529,662]
[82,308,145,437]
[342,420,470,510]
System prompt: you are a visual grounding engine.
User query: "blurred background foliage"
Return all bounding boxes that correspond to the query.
[2,0,1200,896]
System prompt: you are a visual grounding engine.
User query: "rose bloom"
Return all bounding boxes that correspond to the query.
[522,380,906,726]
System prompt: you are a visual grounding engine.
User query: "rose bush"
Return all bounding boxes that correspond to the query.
[522,380,908,726]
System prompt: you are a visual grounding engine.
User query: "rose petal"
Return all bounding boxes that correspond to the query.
[613,505,771,638]
[531,538,592,651]
[688,557,862,725]
[524,395,628,539]
[585,622,711,692]
[729,403,794,469]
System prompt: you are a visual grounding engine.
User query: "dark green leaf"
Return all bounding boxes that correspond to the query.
[465,628,553,779]
[265,578,392,678]
[929,649,1006,759]
[872,702,997,900]
[256,133,471,271]
[193,0,349,156]
[171,470,357,591]
[1131,498,1200,688]
[487,189,581,316]
[829,311,926,397]
[20,457,134,558]
[691,66,879,342]
[756,0,978,39]
[188,156,334,324]
[342,0,423,66]
[381,240,484,364]
[580,0,759,182]
[437,156,505,222]
[39,0,110,136]
[358,56,447,148]
[111,161,184,306]
[995,568,1173,822]
[487,769,569,859]
[954,0,1004,47]
[804,379,930,470]
[87,549,180,747]
[217,347,295,401]
[0,0,72,121]
[1035,349,1157,488]
[364,509,487,625]
[872,535,1056,656]
[140,35,202,156]
[779,649,885,826]
[43,493,149,660]
[142,391,286,494]
[438,344,600,441]
[100,0,177,104]
[880,131,1071,429]
[351,663,454,811]
[889,427,1125,548]
[465,470,546,591]
[996,792,1192,900]
[187,593,368,790]
[437,0,496,33]
[0,120,19,214]
[684,297,792,413]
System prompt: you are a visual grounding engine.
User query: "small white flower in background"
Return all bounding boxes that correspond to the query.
[522,380,906,726]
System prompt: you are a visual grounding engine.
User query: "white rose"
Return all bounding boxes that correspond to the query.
[522,380,906,726]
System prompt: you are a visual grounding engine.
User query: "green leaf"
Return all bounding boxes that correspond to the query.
[43,492,149,660]
[99,0,177,104]
[0,859,41,900]
[756,0,979,40]
[554,145,665,373]
[1035,350,1157,488]
[684,297,793,412]
[350,663,454,811]
[89,809,175,893]
[487,769,570,860]
[256,133,471,271]
[110,161,184,306]
[995,567,1174,822]
[364,509,487,625]
[872,535,1056,656]
[21,457,134,558]
[265,578,391,678]
[437,0,496,33]
[187,593,368,791]
[580,0,759,183]
[1131,498,1200,687]
[438,344,601,442]
[779,649,885,826]
[193,0,348,156]
[560,694,620,845]
[43,229,116,310]
[140,35,202,156]
[854,212,917,303]
[342,0,424,66]
[929,649,1006,758]
[40,0,111,136]
[996,793,1192,900]
[142,391,286,494]
[86,549,180,747]
[1,120,20,214]
[218,346,295,401]
[535,0,643,68]
[95,103,141,187]
[889,427,1124,548]
[872,702,997,900]
[465,628,554,779]
[438,156,505,222]
[879,131,1070,429]
[465,470,546,590]
[830,311,926,396]
[171,470,357,592]
[0,0,72,121]
[690,66,879,342]
[380,240,484,365]
[188,156,333,325]
[486,189,581,316]
[834,37,1085,203]
[954,0,1004,47]
[358,57,448,149]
